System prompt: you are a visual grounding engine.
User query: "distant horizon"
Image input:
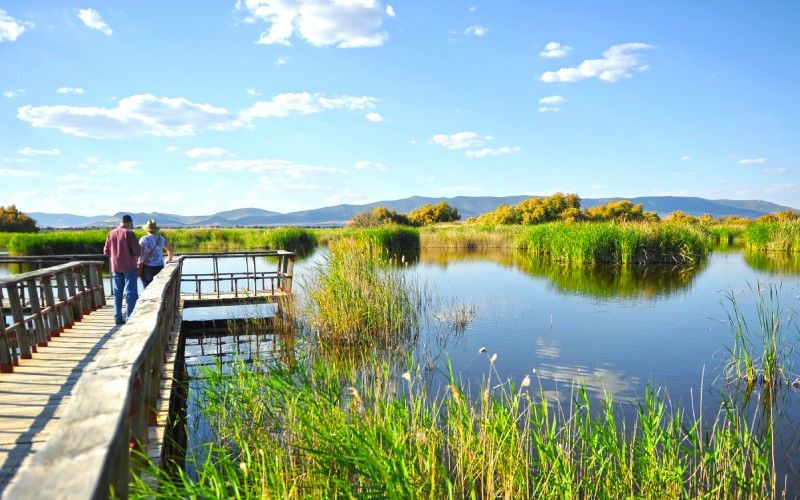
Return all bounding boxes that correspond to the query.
[2,2,798,214]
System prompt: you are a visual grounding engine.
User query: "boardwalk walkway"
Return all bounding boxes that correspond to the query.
[0,306,118,489]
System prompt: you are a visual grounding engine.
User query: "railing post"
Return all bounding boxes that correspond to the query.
[55,271,75,329]
[97,263,107,307]
[26,278,48,347]
[6,284,33,359]
[283,255,294,293]
[74,266,90,316]
[0,303,15,372]
[41,275,60,339]
[64,268,83,322]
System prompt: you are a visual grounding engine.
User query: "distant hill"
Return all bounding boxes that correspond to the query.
[27,195,797,228]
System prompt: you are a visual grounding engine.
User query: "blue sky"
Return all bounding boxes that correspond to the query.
[1,1,798,215]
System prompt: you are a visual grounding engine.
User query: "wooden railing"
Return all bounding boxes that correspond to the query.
[4,257,185,498]
[180,250,295,299]
[0,261,105,373]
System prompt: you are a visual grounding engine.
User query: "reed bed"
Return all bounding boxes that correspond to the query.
[743,221,800,253]
[313,226,420,254]
[420,224,527,250]
[0,232,17,251]
[4,227,317,255]
[304,238,421,345]
[133,355,778,498]
[525,222,708,265]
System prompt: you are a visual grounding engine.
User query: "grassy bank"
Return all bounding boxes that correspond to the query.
[4,227,318,255]
[134,356,777,498]
[314,226,420,254]
[420,224,526,249]
[524,222,708,265]
[743,221,800,252]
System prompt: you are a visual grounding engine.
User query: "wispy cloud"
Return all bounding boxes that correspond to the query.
[354,160,388,171]
[0,168,46,178]
[18,147,61,156]
[187,158,340,178]
[763,167,788,175]
[3,88,24,98]
[430,131,489,150]
[739,157,767,165]
[680,155,691,161]
[539,41,571,58]
[538,95,564,112]
[77,8,112,36]
[0,8,28,42]
[540,42,653,83]
[185,147,234,158]
[365,112,384,122]
[464,146,521,158]
[238,0,394,48]
[57,87,84,95]
[240,92,377,122]
[464,25,487,37]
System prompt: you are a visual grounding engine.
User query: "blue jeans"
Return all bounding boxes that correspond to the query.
[140,265,163,288]
[112,270,139,323]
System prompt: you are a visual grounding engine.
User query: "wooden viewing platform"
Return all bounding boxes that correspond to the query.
[0,250,295,498]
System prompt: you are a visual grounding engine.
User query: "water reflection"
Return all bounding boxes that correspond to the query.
[420,248,705,299]
[744,251,800,275]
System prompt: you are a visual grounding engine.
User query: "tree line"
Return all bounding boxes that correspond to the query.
[0,205,38,232]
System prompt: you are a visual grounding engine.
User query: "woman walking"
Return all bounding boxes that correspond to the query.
[138,219,174,288]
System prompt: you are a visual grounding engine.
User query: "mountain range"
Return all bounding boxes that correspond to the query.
[27,196,797,229]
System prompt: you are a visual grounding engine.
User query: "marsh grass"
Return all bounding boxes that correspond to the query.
[525,222,708,265]
[420,224,527,250]
[304,238,422,346]
[744,221,800,253]
[723,283,797,390]
[4,227,317,255]
[314,226,420,255]
[132,354,779,498]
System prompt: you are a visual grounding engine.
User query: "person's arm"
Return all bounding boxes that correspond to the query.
[164,237,174,263]
[103,232,111,257]
[138,237,146,264]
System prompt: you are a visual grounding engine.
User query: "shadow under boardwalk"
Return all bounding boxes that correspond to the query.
[0,306,120,491]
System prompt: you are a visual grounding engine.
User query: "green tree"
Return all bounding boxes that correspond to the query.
[408,202,460,226]
[757,210,800,223]
[0,205,38,232]
[664,210,698,224]
[347,207,411,227]
[585,200,658,222]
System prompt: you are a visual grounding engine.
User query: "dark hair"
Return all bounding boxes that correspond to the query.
[121,214,133,223]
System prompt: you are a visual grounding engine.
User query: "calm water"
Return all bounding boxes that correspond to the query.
[3,248,800,482]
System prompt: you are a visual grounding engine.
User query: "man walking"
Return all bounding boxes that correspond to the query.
[103,214,141,325]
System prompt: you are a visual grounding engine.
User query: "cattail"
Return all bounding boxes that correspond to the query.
[490,353,497,364]
[402,371,412,382]
[239,462,249,476]
[521,375,531,388]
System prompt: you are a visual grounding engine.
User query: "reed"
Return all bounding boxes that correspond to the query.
[132,355,778,497]
[4,227,317,255]
[304,238,421,345]
[723,283,795,389]
[313,226,420,254]
[0,232,16,250]
[525,222,708,265]
[743,221,800,253]
[419,224,527,250]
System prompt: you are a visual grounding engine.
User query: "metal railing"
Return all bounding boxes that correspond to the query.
[179,250,295,300]
[0,261,105,373]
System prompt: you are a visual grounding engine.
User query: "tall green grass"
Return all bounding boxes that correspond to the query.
[524,222,708,265]
[133,356,778,498]
[305,238,421,345]
[4,227,317,255]
[314,226,420,254]
[743,221,800,253]
[420,224,527,249]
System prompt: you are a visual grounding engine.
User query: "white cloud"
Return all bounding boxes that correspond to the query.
[0,8,27,42]
[540,42,653,83]
[539,41,571,58]
[354,160,388,171]
[763,167,788,175]
[165,145,179,153]
[238,0,394,48]
[0,168,46,178]
[115,160,139,172]
[77,8,112,36]
[3,88,24,98]
[464,25,487,37]
[739,157,767,165]
[240,92,377,122]
[56,87,85,95]
[275,56,288,65]
[77,158,140,174]
[464,146,521,158]
[680,155,691,161]
[365,111,384,122]
[18,94,234,138]
[246,88,261,97]
[186,147,234,158]
[187,158,340,178]
[538,95,564,112]
[18,147,61,156]
[430,131,488,150]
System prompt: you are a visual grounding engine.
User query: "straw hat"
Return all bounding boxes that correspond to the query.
[142,219,160,233]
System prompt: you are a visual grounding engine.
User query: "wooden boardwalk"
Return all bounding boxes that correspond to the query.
[0,306,118,490]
